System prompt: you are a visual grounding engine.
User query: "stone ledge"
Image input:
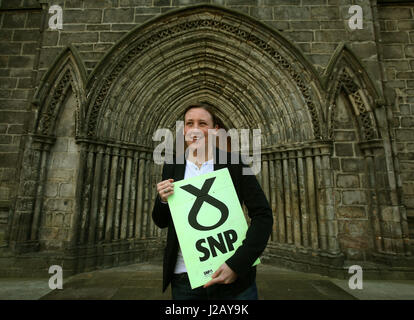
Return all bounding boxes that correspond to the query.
[263,245,414,280]
[0,239,165,278]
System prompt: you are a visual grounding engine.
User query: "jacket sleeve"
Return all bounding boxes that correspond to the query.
[225,160,273,277]
[151,163,173,229]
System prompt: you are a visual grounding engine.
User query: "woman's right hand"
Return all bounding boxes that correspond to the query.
[157,178,174,202]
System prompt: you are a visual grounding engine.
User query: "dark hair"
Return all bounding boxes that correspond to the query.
[183,102,226,130]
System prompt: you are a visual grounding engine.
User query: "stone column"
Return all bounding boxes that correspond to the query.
[320,144,340,255]
[135,151,146,239]
[360,140,409,256]
[120,149,133,240]
[268,152,278,242]
[360,144,383,253]
[113,148,126,240]
[105,146,119,242]
[274,152,285,244]
[282,151,292,244]
[79,143,95,245]
[30,141,52,242]
[9,134,55,252]
[305,147,319,250]
[297,149,310,248]
[70,140,88,247]
[128,150,139,239]
[289,150,301,247]
[97,146,111,242]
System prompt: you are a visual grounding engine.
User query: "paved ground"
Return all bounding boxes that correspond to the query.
[0,263,413,300]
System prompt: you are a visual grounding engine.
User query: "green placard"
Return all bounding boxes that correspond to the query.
[168,167,260,289]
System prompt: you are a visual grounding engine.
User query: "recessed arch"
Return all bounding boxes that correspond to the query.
[33,46,86,139]
[324,43,381,141]
[83,4,325,144]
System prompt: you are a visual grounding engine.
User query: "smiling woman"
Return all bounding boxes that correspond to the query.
[3,0,408,286]
[183,104,219,168]
[152,102,273,300]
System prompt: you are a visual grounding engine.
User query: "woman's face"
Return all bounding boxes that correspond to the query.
[184,107,217,150]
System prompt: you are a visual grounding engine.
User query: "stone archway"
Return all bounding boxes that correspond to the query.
[76,5,335,272]
[6,4,409,276]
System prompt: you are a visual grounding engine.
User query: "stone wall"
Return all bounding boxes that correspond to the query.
[0,0,413,276]
[0,2,42,244]
[377,3,414,243]
[40,93,79,250]
[332,93,373,260]
[34,0,382,87]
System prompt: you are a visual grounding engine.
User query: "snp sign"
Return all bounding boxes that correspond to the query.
[168,168,259,289]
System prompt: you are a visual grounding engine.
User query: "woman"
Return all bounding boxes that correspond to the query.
[152,102,273,300]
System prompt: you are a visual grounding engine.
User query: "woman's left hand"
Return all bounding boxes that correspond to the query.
[203,263,238,288]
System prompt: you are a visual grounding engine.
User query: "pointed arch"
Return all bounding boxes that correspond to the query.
[82,4,326,144]
[32,46,87,138]
[324,43,381,141]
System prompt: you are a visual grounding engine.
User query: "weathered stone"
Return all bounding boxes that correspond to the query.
[383,45,404,59]
[311,6,339,21]
[103,8,134,23]
[64,9,103,24]
[8,56,35,69]
[342,190,367,205]
[84,0,113,8]
[250,7,273,20]
[396,129,414,141]
[154,0,170,5]
[59,183,76,197]
[12,30,40,42]
[274,6,311,20]
[335,143,354,157]
[0,0,412,278]
[134,15,155,24]
[381,32,409,44]
[337,206,366,219]
[378,7,412,20]
[2,13,27,29]
[119,0,152,6]
[315,30,347,42]
[99,32,128,43]
[60,32,99,45]
[337,174,359,188]
[0,43,21,55]
[311,42,337,54]
[0,153,19,167]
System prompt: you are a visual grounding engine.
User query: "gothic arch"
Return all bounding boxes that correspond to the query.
[82,4,326,145]
[33,45,86,138]
[8,4,410,275]
[324,44,381,142]
[322,44,410,257]
[8,46,86,251]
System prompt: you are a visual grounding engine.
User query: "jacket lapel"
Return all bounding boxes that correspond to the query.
[174,160,186,181]
[213,147,228,171]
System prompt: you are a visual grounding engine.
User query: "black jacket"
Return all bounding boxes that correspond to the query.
[151,149,273,295]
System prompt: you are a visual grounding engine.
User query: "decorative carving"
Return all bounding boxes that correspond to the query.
[87,18,321,139]
[37,69,71,136]
[329,69,376,141]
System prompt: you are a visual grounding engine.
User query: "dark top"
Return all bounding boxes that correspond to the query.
[151,148,273,295]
